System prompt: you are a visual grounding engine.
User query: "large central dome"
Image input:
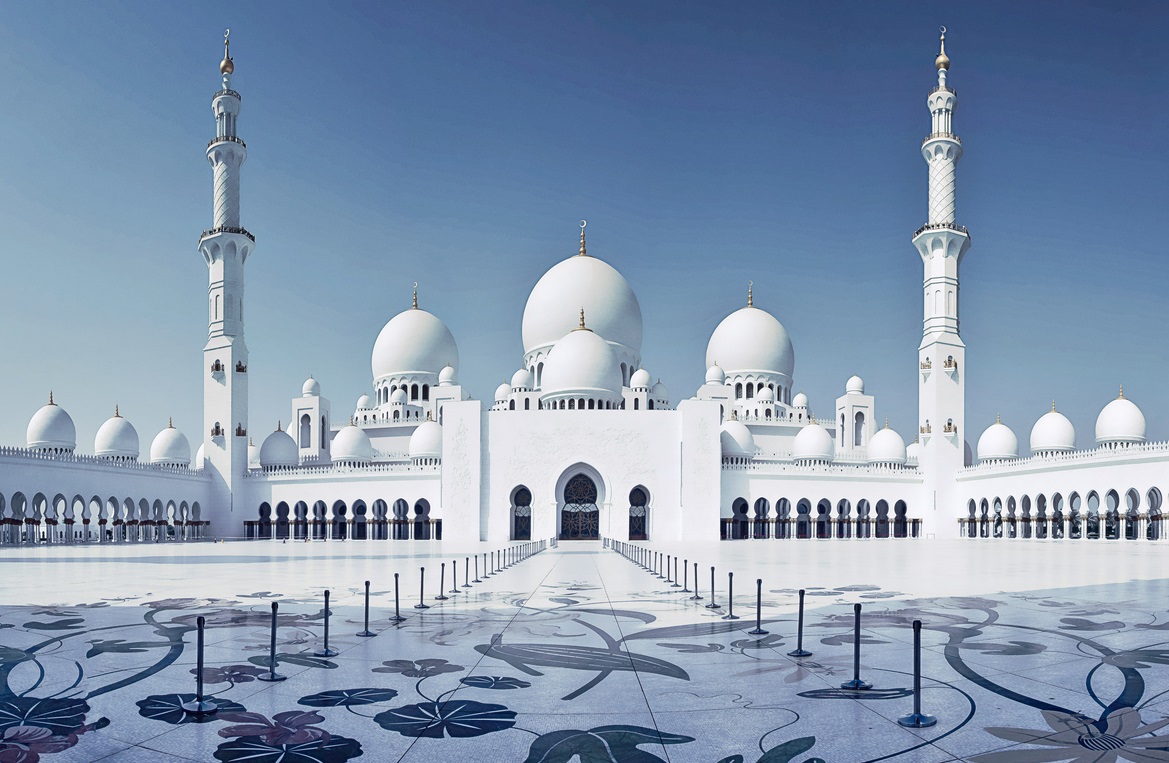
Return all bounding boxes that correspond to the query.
[705,305,795,379]
[522,255,642,358]
[371,308,459,381]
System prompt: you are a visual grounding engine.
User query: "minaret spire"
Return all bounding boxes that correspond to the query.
[747,280,753,307]
[579,220,587,256]
[412,282,419,309]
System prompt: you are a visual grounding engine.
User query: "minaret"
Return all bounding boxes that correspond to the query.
[201,30,254,521]
[914,28,970,534]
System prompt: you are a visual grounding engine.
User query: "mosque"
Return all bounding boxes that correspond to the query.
[2,31,1165,547]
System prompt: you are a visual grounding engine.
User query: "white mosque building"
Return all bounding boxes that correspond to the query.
[1,31,1165,546]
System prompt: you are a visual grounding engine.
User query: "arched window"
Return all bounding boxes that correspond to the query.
[629,487,648,541]
[735,383,743,399]
[411,383,420,400]
[509,400,515,410]
[588,399,595,410]
[854,412,865,447]
[746,385,754,399]
[511,487,532,541]
[524,398,530,410]
[299,414,311,448]
[321,417,327,449]
[568,399,576,410]
[633,399,639,410]
[648,399,654,410]
[560,474,599,540]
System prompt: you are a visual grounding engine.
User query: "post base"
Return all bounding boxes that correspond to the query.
[315,647,338,657]
[414,603,430,610]
[181,699,219,714]
[357,630,375,638]
[258,673,287,682]
[462,583,472,588]
[747,628,769,636]
[689,594,702,600]
[787,648,812,657]
[840,679,872,690]
[898,712,937,728]
[435,595,449,601]
[704,602,720,610]
[389,614,407,622]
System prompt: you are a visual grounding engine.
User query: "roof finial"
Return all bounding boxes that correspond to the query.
[1119,385,1125,399]
[48,390,55,406]
[747,280,753,307]
[277,420,282,431]
[579,307,587,330]
[935,26,950,71]
[249,437,254,446]
[579,219,587,256]
[996,413,1001,424]
[168,417,174,428]
[220,29,235,76]
[412,282,418,309]
[115,405,121,418]
[1052,400,1057,412]
[884,418,889,429]
[426,410,434,421]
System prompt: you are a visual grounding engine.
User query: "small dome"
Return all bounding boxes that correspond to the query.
[705,364,726,385]
[356,394,375,410]
[332,423,374,464]
[522,254,643,358]
[371,307,459,382]
[510,368,534,391]
[793,423,834,463]
[792,392,808,408]
[150,422,191,467]
[651,379,669,402]
[247,439,260,469]
[906,439,922,462]
[630,368,652,389]
[259,426,298,469]
[438,365,457,386]
[758,387,775,403]
[302,377,320,397]
[495,382,511,402]
[720,420,756,457]
[390,388,407,405]
[868,424,906,465]
[846,375,864,395]
[977,419,1019,462]
[409,418,443,459]
[94,410,139,460]
[705,305,795,380]
[196,443,206,469]
[26,396,77,452]
[1095,390,1146,445]
[1030,405,1076,454]
[540,327,624,400]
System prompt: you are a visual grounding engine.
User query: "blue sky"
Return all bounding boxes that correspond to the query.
[0,1,1166,454]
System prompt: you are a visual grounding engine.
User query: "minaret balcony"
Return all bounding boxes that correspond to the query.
[912,221,969,239]
[922,132,961,146]
[213,88,241,100]
[199,225,255,243]
[207,135,247,150]
[929,85,956,96]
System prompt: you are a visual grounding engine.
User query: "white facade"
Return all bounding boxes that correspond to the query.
[2,31,1167,548]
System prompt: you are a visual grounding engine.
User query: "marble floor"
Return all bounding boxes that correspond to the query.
[3,538,1169,761]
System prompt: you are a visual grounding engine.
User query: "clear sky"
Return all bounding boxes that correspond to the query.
[0,1,1166,455]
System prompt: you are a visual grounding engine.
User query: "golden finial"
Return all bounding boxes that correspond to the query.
[48,390,55,406]
[1052,400,1057,412]
[579,308,586,329]
[277,420,282,431]
[884,418,889,429]
[412,282,418,309]
[579,220,587,256]
[115,405,121,418]
[220,29,235,75]
[426,410,434,422]
[1119,385,1125,399]
[996,413,1001,424]
[935,26,950,71]
[747,280,753,307]
[249,437,254,446]
[168,417,174,428]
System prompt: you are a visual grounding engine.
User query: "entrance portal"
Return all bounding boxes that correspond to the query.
[560,474,599,540]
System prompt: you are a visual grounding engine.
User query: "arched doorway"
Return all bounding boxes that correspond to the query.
[511,486,532,541]
[560,474,599,540]
[628,487,648,541]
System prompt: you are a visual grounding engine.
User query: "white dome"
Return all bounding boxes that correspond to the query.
[792,392,808,408]
[390,389,407,405]
[94,412,139,460]
[906,439,922,462]
[630,368,652,389]
[977,420,1019,462]
[705,305,795,379]
[510,368,534,390]
[247,440,260,469]
[495,382,511,402]
[331,424,374,464]
[705,364,726,385]
[846,375,864,395]
[371,308,459,381]
[1030,406,1076,453]
[259,427,298,469]
[1096,392,1146,445]
[651,379,669,402]
[26,398,76,452]
[758,387,775,403]
[867,425,906,465]
[438,365,457,386]
[540,327,624,400]
[522,255,642,358]
[409,419,443,459]
[720,420,756,457]
[793,423,834,463]
[150,423,191,467]
[302,377,320,396]
[195,443,206,469]
[356,394,375,410]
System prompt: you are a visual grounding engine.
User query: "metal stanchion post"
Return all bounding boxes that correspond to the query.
[415,568,430,609]
[748,579,768,635]
[690,562,702,600]
[390,572,405,621]
[436,563,450,601]
[681,558,690,592]
[450,559,460,594]
[315,590,338,657]
[463,557,472,588]
[840,603,871,690]
[259,602,286,681]
[473,555,481,583]
[787,589,812,657]
[672,556,680,587]
[705,566,719,609]
[898,620,936,727]
[181,616,217,713]
[357,580,375,637]
[722,572,739,620]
